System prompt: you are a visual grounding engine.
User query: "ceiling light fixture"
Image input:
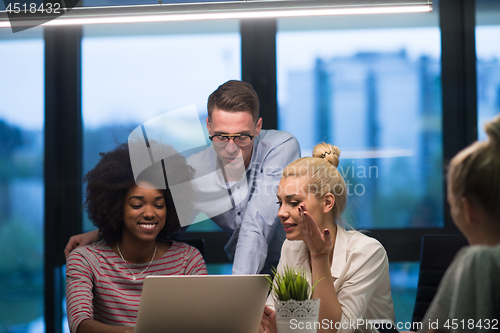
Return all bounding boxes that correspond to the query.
[0,0,432,29]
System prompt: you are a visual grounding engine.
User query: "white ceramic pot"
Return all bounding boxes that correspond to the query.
[274,299,321,333]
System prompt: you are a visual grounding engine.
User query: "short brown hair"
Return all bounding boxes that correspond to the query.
[207,80,259,122]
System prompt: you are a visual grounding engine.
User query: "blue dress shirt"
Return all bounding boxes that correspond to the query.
[187,129,300,274]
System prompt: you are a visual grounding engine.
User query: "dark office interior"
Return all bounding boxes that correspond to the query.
[0,0,499,332]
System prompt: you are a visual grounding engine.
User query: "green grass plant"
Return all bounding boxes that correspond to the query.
[267,266,321,301]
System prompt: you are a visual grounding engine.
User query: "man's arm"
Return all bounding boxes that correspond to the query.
[231,134,300,274]
[64,229,100,259]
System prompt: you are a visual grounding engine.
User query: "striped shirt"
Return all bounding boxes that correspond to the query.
[66,239,207,333]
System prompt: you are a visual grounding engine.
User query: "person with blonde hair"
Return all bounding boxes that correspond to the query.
[418,116,500,333]
[261,143,395,333]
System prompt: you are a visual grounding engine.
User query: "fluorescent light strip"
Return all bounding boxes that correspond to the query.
[0,5,431,28]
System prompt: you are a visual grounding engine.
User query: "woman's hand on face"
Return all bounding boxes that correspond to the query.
[298,203,333,256]
[259,306,277,333]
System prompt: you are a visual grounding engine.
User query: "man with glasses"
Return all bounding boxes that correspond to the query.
[187,80,300,275]
[64,80,299,275]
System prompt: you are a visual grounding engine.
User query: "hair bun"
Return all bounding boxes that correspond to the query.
[485,115,500,150]
[312,142,341,167]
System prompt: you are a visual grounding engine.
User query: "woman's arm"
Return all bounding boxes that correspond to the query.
[184,245,208,275]
[67,248,138,333]
[298,205,342,332]
[310,254,342,332]
[77,319,134,333]
[66,250,96,333]
[299,203,394,333]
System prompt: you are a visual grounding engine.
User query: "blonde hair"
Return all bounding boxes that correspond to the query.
[283,142,347,225]
[448,115,500,220]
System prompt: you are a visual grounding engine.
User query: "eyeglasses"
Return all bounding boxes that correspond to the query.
[209,134,255,147]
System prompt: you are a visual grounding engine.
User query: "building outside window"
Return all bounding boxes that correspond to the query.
[81,20,241,271]
[277,10,442,324]
[476,0,500,140]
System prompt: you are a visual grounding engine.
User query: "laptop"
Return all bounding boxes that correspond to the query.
[134,274,270,333]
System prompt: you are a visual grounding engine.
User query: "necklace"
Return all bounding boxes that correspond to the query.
[117,242,157,281]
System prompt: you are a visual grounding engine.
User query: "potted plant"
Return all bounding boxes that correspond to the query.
[267,266,322,333]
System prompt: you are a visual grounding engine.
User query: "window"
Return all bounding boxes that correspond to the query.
[81,20,241,233]
[0,28,44,332]
[277,10,443,324]
[277,13,443,230]
[81,20,240,277]
[389,262,419,324]
[476,0,500,140]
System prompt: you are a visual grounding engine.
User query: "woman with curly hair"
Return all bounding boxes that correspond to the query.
[66,143,207,333]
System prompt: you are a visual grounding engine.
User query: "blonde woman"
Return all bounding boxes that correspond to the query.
[418,116,500,333]
[261,143,395,333]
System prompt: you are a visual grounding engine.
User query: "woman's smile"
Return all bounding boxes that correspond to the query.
[122,184,167,242]
[282,222,298,233]
[137,222,159,231]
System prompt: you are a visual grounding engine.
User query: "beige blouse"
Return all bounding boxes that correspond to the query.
[266,226,395,333]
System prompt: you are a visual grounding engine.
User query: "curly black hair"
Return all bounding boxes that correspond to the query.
[84,142,194,243]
